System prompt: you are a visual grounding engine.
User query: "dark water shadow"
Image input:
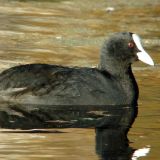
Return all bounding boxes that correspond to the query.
[0,102,137,159]
[94,105,137,160]
[0,102,137,129]
[0,129,66,133]
[96,128,135,160]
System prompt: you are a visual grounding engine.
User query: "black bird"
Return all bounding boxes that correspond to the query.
[0,32,154,106]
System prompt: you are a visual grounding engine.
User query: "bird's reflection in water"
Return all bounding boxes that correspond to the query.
[0,103,137,159]
[96,128,134,160]
[95,106,137,160]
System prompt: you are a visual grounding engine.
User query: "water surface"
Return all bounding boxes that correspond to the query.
[0,0,159,159]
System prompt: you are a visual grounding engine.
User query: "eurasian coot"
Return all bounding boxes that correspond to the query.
[0,32,154,106]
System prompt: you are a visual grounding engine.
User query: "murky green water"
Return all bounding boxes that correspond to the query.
[0,0,159,159]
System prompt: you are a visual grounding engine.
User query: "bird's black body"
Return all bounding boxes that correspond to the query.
[0,63,138,106]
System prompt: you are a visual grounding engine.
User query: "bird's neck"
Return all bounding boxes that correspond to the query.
[99,57,139,106]
[99,56,129,77]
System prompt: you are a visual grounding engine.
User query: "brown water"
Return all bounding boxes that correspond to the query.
[0,0,159,159]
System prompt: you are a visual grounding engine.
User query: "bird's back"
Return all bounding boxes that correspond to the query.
[0,64,127,105]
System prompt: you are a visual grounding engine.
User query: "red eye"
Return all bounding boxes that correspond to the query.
[128,42,134,48]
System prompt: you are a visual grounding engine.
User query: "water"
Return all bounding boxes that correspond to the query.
[0,0,159,159]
